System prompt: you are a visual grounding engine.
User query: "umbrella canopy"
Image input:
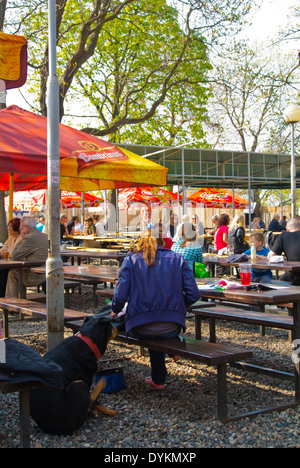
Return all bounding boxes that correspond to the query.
[187,188,248,208]
[4,190,103,211]
[4,190,46,211]
[60,191,103,208]
[118,187,161,208]
[0,105,167,191]
[146,187,181,204]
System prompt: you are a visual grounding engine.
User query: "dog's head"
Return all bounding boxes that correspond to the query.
[80,315,118,357]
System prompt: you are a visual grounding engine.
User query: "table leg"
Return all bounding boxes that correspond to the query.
[293,301,300,401]
[18,268,24,298]
[217,363,228,422]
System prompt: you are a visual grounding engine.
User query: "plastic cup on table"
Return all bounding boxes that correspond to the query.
[239,263,251,286]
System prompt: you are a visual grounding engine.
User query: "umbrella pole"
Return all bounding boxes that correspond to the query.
[9,173,14,220]
[46,0,64,351]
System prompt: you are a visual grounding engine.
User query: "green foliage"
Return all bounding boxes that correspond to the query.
[72,0,211,145]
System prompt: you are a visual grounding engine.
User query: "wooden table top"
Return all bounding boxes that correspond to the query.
[32,265,120,283]
[0,259,45,269]
[197,282,300,306]
[203,256,300,272]
[61,248,127,259]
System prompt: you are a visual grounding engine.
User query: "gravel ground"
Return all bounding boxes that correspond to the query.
[1,285,300,449]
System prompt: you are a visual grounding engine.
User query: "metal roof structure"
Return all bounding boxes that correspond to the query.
[117,143,300,190]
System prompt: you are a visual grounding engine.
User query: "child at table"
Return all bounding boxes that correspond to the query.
[243,232,273,283]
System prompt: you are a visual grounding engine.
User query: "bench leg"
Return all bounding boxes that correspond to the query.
[1,309,8,338]
[217,363,228,422]
[19,387,31,448]
[195,315,202,340]
[65,289,70,308]
[93,284,98,308]
[209,318,216,343]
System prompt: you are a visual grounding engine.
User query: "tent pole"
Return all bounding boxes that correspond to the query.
[81,191,84,224]
[182,149,186,215]
[46,0,64,351]
[9,173,14,220]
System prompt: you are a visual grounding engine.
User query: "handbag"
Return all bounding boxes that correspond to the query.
[95,368,127,393]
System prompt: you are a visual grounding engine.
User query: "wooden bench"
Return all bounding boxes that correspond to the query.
[64,319,252,422]
[0,380,46,448]
[95,288,115,300]
[0,298,91,338]
[34,280,82,307]
[191,306,294,343]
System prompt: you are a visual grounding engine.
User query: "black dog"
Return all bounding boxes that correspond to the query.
[30,316,118,435]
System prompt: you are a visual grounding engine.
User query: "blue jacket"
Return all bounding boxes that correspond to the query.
[112,245,201,333]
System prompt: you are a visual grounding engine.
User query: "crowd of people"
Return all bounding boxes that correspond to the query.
[1,209,300,389]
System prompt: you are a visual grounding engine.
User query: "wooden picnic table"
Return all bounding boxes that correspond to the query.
[203,255,300,277]
[61,248,127,266]
[0,259,45,298]
[67,235,132,250]
[197,282,300,401]
[32,264,120,285]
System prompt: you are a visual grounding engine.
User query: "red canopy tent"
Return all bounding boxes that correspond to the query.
[118,187,180,208]
[147,187,180,204]
[187,188,248,209]
[4,190,103,211]
[60,191,103,208]
[118,187,161,210]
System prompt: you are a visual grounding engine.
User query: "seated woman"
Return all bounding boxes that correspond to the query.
[0,218,21,296]
[214,213,230,254]
[228,214,249,254]
[111,228,200,389]
[171,222,203,272]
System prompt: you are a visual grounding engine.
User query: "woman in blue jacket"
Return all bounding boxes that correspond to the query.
[111,229,200,389]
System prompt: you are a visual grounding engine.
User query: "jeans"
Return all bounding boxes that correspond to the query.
[129,326,181,385]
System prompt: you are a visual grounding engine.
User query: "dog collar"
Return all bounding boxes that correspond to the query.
[76,332,101,360]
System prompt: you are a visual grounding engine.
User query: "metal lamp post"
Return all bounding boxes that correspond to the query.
[47,0,64,350]
[283,104,300,219]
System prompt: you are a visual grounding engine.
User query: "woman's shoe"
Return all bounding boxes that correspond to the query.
[145,377,165,389]
[173,355,180,362]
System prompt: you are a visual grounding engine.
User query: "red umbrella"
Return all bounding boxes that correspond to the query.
[60,191,103,208]
[0,105,167,191]
[145,187,180,204]
[188,188,248,208]
[4,190,103,211]
[4,190,46,211]
[118,187,161,207]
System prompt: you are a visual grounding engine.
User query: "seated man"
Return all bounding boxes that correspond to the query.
[244,232,272,283]
[268,214,286,232]
[267,214,286,248]
[268,218,300,285]
[6,216,48,297]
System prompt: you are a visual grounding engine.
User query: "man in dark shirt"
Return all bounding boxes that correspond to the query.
[268,218,300,284]
[268,214,286,232]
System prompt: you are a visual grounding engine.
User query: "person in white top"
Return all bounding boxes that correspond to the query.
[0,218,22,296]
[71,216,84,235]
[93,215,105,237]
